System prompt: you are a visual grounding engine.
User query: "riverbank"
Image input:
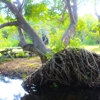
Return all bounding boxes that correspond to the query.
[0,56,41,79]
[0,46,100,80]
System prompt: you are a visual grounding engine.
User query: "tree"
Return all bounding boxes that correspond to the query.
[0,0,77,63]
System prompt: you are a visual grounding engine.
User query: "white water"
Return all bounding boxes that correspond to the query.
[0,75,27,100]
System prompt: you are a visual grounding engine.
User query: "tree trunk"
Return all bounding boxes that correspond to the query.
[1,0,52,62]
[1,0,77,62]
[62,0,77,46]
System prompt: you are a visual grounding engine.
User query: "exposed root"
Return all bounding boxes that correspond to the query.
[22,48,100,89]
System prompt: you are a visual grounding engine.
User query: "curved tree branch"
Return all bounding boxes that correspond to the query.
[1,0,52,63]
[72,0,77,22]
[1,0,50,55]
[62,0,77,46]
[18,27,27,47]
[0,21,18,29]
[18,27,48,63]
[65,0,75,23]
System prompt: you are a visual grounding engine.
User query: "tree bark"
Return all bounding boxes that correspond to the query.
[62,0,77,46]
[18,27,48,62]
[0,21,18,28]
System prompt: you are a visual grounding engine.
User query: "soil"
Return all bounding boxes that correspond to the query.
[0,56,42,79]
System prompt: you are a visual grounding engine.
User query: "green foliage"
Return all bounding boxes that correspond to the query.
[50,82,58,88]
[49,29,65,53]
[18,52,24,57]
[25,3,48,21]
[83,31,99,45]
[0,15,6,23]
[0,33,11,48]
[84,75,88,80]
[76,18,86,31]
[91,21,100,31]
[0,0,100,51]
[46,9,61,21]
[0,31,19,48]
[6,0,11,2]
[22,74,27,81]
[46,52,53,60]
[69,37,82,48]
[0,53,2,57]
[75,14,100,45]
[11,40,19,47]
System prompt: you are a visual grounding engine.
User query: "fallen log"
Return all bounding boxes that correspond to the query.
[22,48,100,91]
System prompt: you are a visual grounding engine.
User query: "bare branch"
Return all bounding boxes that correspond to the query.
[0,21,18,29]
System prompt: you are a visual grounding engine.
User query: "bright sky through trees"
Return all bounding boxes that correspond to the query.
[78,2,100,17]
[3,0,100,18]
[17,0,100,17]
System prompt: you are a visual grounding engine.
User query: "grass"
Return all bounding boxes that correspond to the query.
[83,45,100,54]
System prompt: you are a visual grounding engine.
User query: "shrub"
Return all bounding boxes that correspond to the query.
[69,37,82,48]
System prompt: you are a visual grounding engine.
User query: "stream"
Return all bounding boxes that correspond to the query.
[0,75,27,100]
[0,74,100,100]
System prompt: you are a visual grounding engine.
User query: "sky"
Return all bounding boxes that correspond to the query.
[78,2,100,17]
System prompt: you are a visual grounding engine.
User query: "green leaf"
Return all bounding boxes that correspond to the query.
[6,0,11,2]
[46,52,53,60]
[84,76,88,80]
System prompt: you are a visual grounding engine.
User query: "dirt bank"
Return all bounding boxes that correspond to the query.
[0,57,41,79]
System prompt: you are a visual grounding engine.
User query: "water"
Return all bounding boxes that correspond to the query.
[0,75,100,100]
[21,86,100,100]
[0,75,27,100]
